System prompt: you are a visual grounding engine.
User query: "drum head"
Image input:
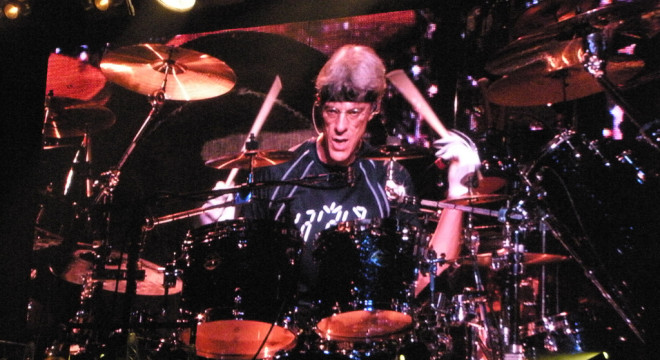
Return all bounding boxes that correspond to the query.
[195,320,297,359]
[315,310,412,341]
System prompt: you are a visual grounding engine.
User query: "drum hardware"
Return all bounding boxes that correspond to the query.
[175,219,301,359]
[363,142,433,202]
[41,94,116,199]
[582,31,660,152]
[512,167,646,355]
[53,45,238,355]
[313,219,420,342]
[484,1,655,107]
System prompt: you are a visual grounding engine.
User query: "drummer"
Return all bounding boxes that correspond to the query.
[242,44,481,297]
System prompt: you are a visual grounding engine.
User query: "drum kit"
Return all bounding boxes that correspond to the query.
[32,1,659,359]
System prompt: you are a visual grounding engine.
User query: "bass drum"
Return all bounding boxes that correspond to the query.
[177,219,302,359]
[312,218,424,342]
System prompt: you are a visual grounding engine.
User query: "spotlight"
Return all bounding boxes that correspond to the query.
[1,0,30,20]
[94,0,123,11]
[82,0,123,12]
[156,0,195,12]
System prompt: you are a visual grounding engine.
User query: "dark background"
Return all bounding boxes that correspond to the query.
[1,0,659,358]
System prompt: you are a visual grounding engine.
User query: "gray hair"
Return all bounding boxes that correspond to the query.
[315,45,386,105]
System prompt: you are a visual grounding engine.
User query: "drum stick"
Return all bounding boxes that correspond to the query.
[225,75,283,185]
[386,70,451,139]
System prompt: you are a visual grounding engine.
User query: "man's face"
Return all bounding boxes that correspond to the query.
[319,101,373,166]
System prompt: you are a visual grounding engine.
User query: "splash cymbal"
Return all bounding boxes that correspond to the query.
[205,150,294,170]
[100,43,236,101]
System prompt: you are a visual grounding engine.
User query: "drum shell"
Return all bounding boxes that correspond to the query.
[312,218,422,340]
[177,219,302,323]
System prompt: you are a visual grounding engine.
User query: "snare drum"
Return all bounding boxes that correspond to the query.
[177,219,302,359]
[312,218,424,341]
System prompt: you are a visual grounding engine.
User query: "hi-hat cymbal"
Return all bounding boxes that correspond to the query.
[205,150,294,170]
[44,99,116,138]
[100,43,236,101]
[62,249,183,296]
[454,250,569,267]
[363,145,433,161]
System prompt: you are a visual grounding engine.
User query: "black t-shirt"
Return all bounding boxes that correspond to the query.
[242,138,419,290]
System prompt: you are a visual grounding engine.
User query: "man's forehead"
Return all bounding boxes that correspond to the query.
[323,101,372,109]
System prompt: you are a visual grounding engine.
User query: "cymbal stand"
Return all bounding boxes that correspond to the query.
[77,50,175,353]
[63,131,94,200]
[583,31,659,152]
[500,224,526,360]
[464,212,499,360]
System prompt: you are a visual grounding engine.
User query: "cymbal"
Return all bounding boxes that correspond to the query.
[205,150,294,170]
[445,193,509,205]
[473,176,507,195]
[487,59,644,106]
[44,100,116,138]
[363,145,433,161]
[513,2,654,41]
[62,249,182,296]
[100,43,236,101]
[510,0,600,39]
[455,250,569,267]
[46,53,107,101]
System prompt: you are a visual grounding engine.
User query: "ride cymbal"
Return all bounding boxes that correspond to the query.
[100,43,236,101]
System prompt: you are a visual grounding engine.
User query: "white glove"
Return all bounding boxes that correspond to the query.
[433,130,481,199]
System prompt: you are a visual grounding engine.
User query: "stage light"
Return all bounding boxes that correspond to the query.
[2,0,30,20]
[156,0,195,12]
[93,0,123,11]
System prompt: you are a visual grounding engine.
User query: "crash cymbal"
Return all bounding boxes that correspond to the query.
[205,150,294,170]
[363,144,433,161]
[445,193,509,205]
[62,249,183,296]
[43,99,116,138]
[100,43,236,101]
[46,53,107,101]
[455,249,569,267]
